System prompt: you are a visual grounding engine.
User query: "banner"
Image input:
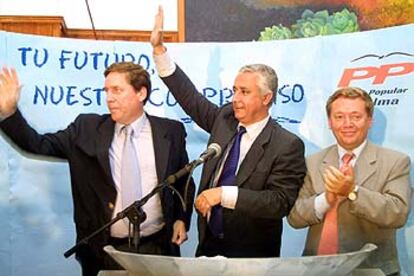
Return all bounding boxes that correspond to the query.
[0,25,413,275]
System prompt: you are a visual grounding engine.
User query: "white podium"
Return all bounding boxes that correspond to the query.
[100,243,381,276]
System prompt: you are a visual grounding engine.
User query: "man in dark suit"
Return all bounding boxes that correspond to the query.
[0,62,195,275]
[150,7,306,258]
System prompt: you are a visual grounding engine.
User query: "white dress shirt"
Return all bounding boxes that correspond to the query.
[109,113,164,238]
[154,50,176,77]
[220,116,271,209]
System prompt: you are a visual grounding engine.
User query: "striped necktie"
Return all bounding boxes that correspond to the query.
[121,125,142,209]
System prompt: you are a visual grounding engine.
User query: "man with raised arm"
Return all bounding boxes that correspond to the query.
[0,62,195,276]
[150,6,306,258]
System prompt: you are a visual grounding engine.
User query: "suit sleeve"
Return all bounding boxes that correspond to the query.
[348,154,412,228]
[172,122,195,230]
[287,169,322,228]
[161,65,221,133]
[235,136,306,220]
[0,109,75,158]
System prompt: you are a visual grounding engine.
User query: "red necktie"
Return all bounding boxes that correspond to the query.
[317,152,354,255]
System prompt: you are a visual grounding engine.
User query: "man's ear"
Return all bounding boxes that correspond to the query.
[138,87,148,102]
[263,91,273,106]
[368,116,373,129]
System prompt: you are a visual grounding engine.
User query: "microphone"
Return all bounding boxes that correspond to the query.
[166,143,222,185]
[197,143,222,164]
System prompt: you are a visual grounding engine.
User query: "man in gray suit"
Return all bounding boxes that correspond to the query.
[288,87,412,275]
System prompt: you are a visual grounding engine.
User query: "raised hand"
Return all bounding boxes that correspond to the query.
[150,5,166,55]
[0,67,21,119]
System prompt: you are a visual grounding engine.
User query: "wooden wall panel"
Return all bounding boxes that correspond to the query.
[65,29,178,42]
[178,0,185,41]
[0,16,66,37]
[0,12,184,42]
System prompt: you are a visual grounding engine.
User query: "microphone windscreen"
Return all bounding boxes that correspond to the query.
[208,143,222,158]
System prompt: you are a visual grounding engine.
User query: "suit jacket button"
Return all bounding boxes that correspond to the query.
[108,202,115,210]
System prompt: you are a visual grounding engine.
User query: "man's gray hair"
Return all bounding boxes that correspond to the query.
[238,64,278,106]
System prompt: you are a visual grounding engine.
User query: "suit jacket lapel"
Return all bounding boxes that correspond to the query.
[200,118,238,191]
[236,119,271,186]
[96,116,116,187]
[148,115,170,183]
[320,146,339,178]
[355,141,377,186]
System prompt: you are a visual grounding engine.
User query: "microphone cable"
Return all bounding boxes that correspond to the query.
[167,183,186,212]
[183,163,198,213]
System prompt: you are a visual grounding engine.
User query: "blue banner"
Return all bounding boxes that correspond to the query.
[0,24,413,275]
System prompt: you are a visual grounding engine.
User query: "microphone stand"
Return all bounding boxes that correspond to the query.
[64,163,194,258]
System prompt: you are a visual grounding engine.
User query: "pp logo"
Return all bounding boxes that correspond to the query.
[338,62,414,87]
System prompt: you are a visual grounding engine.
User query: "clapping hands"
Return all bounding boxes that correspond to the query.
[323,164,355,206]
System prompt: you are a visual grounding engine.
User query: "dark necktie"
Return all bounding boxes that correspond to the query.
[317,152,354,255]
[209,126,246,237]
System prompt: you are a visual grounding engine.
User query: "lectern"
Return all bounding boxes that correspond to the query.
[99,243,382,276]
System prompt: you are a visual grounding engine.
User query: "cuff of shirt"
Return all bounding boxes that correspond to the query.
[153,50,176,77]
[221,186,238,209]
[314,193,330,220]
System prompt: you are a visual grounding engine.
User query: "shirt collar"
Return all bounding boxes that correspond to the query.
[239,115,270,139]
[337,139,367,161]
[115,113,148,137]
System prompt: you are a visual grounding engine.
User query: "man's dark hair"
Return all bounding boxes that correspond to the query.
[104,62,151,104]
